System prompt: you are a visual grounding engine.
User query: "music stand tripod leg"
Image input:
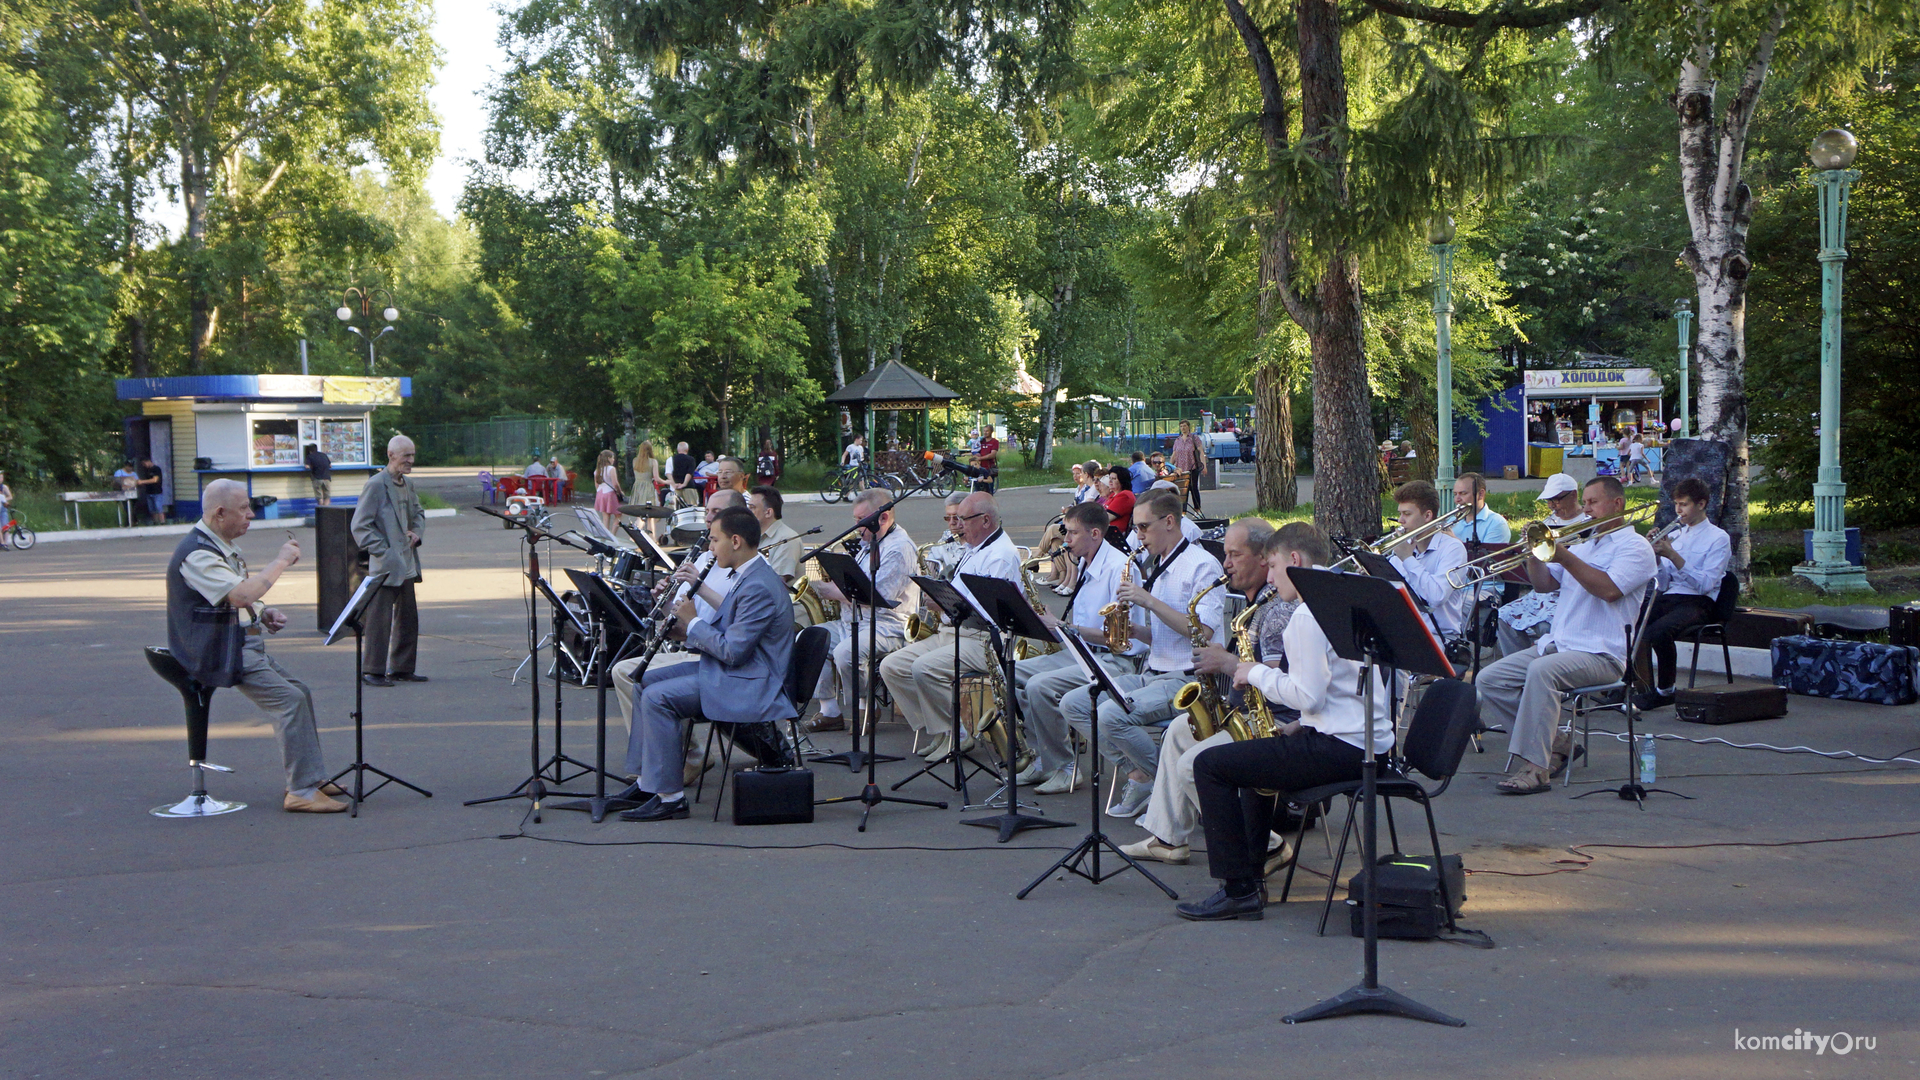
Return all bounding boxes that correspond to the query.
[327,619,433,817]
[1018,680,1175,899]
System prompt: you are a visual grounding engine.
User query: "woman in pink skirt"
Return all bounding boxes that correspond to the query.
[593,449,624,533]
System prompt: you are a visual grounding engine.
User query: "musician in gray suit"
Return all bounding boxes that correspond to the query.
[616,505,796,821]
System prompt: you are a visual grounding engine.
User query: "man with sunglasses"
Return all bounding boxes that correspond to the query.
[1059,489,1226,819]
[879,491,1023,763]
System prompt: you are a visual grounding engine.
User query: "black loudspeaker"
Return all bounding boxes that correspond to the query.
[732,767,814,825]
[315,507,364,630]
[1891,603,1920,649]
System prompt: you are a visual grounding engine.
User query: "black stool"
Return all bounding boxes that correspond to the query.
[145,646,246,818]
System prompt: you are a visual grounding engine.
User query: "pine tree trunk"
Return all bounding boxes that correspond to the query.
[1253,224,1297,510]
[1297,0,1378,537]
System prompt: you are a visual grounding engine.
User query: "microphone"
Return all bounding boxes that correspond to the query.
[924,451,991,479]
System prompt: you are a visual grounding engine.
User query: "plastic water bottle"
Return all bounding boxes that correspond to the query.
[1638,735,1657,784]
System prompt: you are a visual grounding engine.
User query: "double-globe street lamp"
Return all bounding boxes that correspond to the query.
[1428,214,1457,490]
[1794,127,1870,593]
[337,286,399,374]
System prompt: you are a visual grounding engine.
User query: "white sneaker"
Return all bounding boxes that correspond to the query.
[1119,836,1190,864]
[1014,761,1048,785]
[1107,778,1152,818]
[1034,765,1079,795]
[920,732,952,761]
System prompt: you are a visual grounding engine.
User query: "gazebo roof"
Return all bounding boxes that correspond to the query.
[824,361,960,409]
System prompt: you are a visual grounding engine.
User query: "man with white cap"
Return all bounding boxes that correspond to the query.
[1494,473,1591,656]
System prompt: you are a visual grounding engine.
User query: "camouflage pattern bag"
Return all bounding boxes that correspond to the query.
[1770,635,1919,706]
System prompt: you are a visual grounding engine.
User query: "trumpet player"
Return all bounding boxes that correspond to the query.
[1059,489,1225,819]
[1013,502,1146,794]
[807,488,918,734]
[1632,478,1731,711]
[1387,481,1471,637]
[1122,518,1284,865]
[1177,523,1391,922]
[1478,476,1656,796]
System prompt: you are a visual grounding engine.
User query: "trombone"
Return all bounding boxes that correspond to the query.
[1446,503,1657,589]
[1330,503,1471,571]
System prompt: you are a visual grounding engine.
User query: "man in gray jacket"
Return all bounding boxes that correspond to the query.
[615,505,795,822]
[352,435,427,687]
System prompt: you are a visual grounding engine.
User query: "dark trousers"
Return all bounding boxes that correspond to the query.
[1636,593,1713,690]
[1184,471,1202,511]
[1194,729,1364,886]
[362,581,419,677]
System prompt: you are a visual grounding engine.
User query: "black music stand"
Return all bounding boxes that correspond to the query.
[1570,613,1693,809]
[1017,629,1175,899]
[893,575,1000,803]
[808,550,902,774]
[957,573,1075,842]
[1282,567,1464,1028]
[324,574,432,817]
[549,569,651,821]
[813,550,947,830]
[465,506,614,814]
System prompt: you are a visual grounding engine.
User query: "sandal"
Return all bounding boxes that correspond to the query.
[1548,744,1586,779]
[1497,773,1553,796]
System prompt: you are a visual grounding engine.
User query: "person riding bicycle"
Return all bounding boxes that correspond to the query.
[0,469,11,535]
[841,434,867,471]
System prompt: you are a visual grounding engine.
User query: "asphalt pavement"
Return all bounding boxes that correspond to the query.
[2,479,1917,1079]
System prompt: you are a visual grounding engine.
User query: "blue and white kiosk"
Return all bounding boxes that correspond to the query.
[117,374,410,520]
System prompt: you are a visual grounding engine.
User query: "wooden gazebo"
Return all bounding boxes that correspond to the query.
[824,361,962,456]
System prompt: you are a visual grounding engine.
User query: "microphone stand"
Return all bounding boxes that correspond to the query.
[465,508,618,809]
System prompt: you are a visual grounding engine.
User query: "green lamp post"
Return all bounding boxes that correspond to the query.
[1673,299,1692,438]
[1428,215,1457,490]
[1795,128,1871,592]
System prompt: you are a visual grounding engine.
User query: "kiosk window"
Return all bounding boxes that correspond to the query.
[319,418,368,465]
[251,419,301,467]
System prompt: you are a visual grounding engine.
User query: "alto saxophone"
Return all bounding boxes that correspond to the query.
[1098,559,1133,652]
[1171,574,1237,741]
[1223,595,1278,740]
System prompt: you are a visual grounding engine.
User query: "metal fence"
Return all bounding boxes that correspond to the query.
[1069,396,1256,457]
[406,415,584,466]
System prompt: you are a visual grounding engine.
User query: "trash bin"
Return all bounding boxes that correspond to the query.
[249,495,279,520]
[1526,443,1564,478]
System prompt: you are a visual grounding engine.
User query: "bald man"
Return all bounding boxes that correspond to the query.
[352,435,427,687]
[168,480,342,811]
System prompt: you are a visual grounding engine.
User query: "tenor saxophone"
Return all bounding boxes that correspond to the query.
[1224,595,1277,740]
[1171,574,1236,740]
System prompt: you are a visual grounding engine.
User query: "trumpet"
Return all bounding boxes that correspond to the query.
[1446,503,1657,588]
[1329,503,1471,570]
[1646,517,1686,546]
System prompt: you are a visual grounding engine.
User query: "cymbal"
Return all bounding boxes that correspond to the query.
[620,504,673,519]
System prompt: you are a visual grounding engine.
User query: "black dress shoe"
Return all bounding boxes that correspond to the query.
[607,782,652,806]
[1176,887,1265,922]
[391,673,430,683]
[1632,690,1675,711]
[618,795,689,822]
[362,674,394,687]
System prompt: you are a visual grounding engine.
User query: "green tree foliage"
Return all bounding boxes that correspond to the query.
[0,17,115,480]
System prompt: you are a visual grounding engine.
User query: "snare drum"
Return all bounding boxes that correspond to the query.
[612,550,646,584]
[670,505,706,543]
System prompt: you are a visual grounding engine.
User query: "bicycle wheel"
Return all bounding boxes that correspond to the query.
[10,523,35,550]
[930,467,958,498]
[819,469,846,503]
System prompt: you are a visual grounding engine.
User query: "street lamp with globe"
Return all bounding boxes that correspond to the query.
[337,286,399,374]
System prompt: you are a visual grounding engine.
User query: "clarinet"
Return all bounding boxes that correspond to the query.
[631,532,718,677]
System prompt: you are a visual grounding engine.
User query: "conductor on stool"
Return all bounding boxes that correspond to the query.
[168,479,343,813]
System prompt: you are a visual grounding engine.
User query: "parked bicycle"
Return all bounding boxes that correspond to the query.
[819,461,881,504]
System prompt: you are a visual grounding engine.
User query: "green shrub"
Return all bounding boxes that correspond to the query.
[1750,543,1803,577]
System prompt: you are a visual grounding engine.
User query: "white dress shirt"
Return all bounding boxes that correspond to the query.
[1388,530,1470,636]
[951,528,1024,630]
[1127,516,1203,555]
[1061,540,1147,657]
[1658,518,1731,597]
[1497,511,1590,632]
[1246,607,1392,755]
[685,554,760,637]
[1539,527,1657,662]
[844,524,919,638]
[1141,540,1226,673]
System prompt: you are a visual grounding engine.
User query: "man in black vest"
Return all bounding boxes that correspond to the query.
[168,479,342,812]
